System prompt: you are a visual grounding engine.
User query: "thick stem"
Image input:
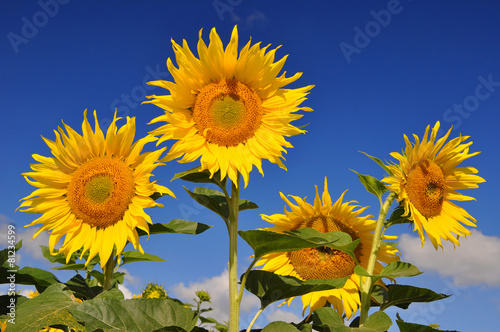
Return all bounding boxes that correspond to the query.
[102,257,115,291]
[228,175,241,332]
[358,192,396,325]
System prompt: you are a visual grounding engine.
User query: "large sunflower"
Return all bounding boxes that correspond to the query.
[144,26,314,187]
[18,111,175,267]
[383,121,485,249]
[256,178,399,319]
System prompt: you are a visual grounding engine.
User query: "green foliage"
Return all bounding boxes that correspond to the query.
[0,265,60,293]
[239,228,360,261]
[0,239,22,266]
[261,321,302,331]
[137,219,213,237]
[379,284,450,311]
[359,151,393,176]
[355,261,421,284]
[385,205,413,227]
[184,187,258,222]
[64,274,103,300]
[121,251,166,265]
[396,313,458,332]
[10,283,84,332]
[185,187,230,220]
[351,170,387,199]
[244,270,348,307]
[172,166,225,189]
[69,297,197,332]
[313,307,392,331]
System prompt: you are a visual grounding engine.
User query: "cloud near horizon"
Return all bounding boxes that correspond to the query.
[399,229,500,286]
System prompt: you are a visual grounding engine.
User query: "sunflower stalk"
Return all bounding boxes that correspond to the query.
[102,256,116,291]
[228,174,241,332]
[358,192,397,325]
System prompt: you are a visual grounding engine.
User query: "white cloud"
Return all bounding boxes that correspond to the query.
[399,230,500,286]
[172,269,260,325]
[0,215,51,264]
[119,283,133,299]
[266,308,301,324]
[117,267,141,299]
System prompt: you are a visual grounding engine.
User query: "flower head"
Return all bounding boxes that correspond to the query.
[18,111,175,268]
[256,178,399,318]
[383,121,485,249]
[144,26,313,187]
[141,282,168,299]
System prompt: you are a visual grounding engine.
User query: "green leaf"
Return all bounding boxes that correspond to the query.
[239,199,259,211]
[239,228,359,260]
[380,284,450,310]
[11,283,83,332]
[137,219,212,237]
[41,245,75,265]
[244,270,348,307]
[386,205,413,227]
[396,313,458,332]
[64,273,103,300]
[150,191,168,201]
[0,240,22,266]
[94,287,125,300]
[0,294,27,316]
[52,263,87,271]
[68,297,198,332]
[313,307,392,331]
[359,151,393,176]
[351,170,387,198]
[185,187,229,220]
[120,251,166,265]
[0,266,60,293]
[172,166,225,188]
[355,261,421,284]
[262,321,301,331]
[297,123,310,130]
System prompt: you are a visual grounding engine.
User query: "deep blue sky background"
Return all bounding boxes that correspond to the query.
[1,1,500,330]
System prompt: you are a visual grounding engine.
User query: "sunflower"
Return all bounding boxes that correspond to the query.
[18,110,175,268]
[255,178,399,319]
[144,26,314,187]
[383,121,485,249]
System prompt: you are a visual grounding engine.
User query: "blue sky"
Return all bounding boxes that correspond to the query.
[1,1,500,330]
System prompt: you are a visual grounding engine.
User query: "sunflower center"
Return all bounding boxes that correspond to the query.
[67,157,135,228]
[287,216,362,280]
[85,175,114,204]
[192,79,263,146]
[405,159,446,219]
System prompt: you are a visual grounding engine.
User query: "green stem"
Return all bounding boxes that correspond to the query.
[228,174,241,332]
[246,307,265,332]
[102,256,115,291]
[358,192,396,325]
[237,257,259,305]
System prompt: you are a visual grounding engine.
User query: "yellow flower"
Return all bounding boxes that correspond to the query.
[383,122,485,249]
[140,282,168,299]
[144,26,313,187]
[26,290,39,298]
[256,178,399,319]
[18,111,175,268]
